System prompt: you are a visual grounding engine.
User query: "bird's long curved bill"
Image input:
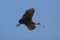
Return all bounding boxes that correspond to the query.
[16,24,21,27]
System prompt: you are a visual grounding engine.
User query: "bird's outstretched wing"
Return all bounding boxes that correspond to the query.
[25,23,36,30]
[22,8,35,21]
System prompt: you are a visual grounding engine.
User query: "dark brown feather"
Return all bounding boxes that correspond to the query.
[25,23,36,30]
[17,8,36,30]
[22,8,35,21]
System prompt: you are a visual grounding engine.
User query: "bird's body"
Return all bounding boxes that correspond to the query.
[17,8,43,30]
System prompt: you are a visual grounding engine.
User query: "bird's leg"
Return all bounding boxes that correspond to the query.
[35,22,44,27]
[35,23,41,25]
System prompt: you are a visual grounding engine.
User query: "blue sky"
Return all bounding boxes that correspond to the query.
[0,0,60,40]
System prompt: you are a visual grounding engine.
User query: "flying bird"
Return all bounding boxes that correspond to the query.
[17,8,44,30]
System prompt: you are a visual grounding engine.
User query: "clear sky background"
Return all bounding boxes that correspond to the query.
[0,0,60,40]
